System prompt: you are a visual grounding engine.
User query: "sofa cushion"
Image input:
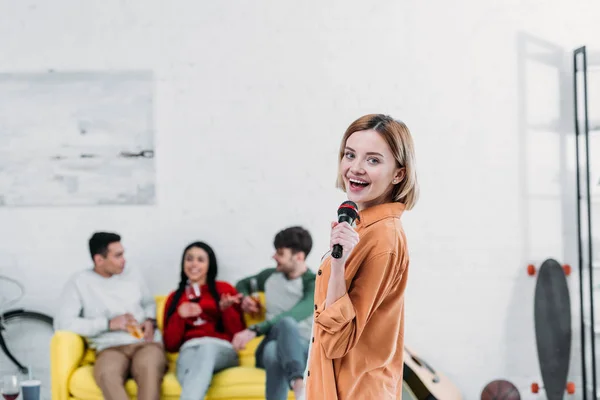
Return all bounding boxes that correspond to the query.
[68,365,288,399]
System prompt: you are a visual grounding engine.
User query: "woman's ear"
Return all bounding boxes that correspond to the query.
[392,168,406,184]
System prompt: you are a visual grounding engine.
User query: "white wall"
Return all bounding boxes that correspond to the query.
[0,1,599,399]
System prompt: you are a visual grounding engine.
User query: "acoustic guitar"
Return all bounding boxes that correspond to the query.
[403,345,462,400]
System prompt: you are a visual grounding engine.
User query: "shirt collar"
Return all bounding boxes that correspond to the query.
[356,202,406,228]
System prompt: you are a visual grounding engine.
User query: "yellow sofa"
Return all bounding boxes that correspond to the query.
[50,294,294,400]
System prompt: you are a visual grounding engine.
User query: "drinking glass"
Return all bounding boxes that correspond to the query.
[249,278,265,319]
[1,375,20,400]
[185,283,205,326]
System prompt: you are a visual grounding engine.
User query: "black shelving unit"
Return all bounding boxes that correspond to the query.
[574,45,599,400]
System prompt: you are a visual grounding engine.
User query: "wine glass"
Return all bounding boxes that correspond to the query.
[185,283,205,326]
[1,375,19,400]
[249,278,264,319]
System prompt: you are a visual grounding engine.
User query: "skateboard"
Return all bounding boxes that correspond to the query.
[527,258,575,398]
[403,345,463,400]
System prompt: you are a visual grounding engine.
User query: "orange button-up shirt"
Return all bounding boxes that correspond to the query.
[305,202,410,400]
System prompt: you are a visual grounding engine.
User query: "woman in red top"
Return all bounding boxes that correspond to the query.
[163,241,246,400]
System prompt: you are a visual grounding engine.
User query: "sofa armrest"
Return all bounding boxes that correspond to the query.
[50,330,86,400]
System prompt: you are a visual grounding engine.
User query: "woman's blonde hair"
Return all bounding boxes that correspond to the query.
[335,114,419,210]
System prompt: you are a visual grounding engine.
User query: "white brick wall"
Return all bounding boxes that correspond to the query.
[0,1,599,399]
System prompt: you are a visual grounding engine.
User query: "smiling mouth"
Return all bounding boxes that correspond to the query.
[348,178,370,189]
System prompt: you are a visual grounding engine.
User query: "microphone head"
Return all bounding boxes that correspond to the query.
[337,200,359,221]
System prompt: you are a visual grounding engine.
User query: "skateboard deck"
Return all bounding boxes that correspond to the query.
[533,258,572,399]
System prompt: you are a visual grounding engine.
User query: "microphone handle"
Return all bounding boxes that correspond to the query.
[332,244,343,259]
[331,215,355,259]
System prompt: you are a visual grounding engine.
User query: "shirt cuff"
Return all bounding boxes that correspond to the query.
[314,293,355,334]
[254,320,270,336]
[97,317,110,334]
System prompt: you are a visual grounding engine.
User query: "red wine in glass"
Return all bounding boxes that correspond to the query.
[185,284,204,325]
[1,375,19,400]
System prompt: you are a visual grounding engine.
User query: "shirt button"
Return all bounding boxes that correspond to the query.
[314,304,317,310]
[318,270,322,275]
[312,337,314,343]
[307,371,310,377]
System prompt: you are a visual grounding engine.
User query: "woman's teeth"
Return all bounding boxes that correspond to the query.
[349,178,369,186]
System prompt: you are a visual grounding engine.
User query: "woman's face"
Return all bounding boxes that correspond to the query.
[183,247,209,284]
[339,129,404,210]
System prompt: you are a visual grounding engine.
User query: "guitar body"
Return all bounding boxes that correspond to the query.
[403,345,462,400]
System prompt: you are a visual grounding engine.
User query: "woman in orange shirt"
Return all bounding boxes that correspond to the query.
[305,114,419,400]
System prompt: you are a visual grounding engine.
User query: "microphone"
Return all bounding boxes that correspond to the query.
[331,200,359,259]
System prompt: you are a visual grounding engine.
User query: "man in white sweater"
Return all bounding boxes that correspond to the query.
[54,232,167,400]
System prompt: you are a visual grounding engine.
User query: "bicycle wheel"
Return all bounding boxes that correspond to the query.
[0,309,54,376]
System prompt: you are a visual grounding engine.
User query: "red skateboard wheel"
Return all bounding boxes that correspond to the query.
[527,264,536,276]
[563,264,572,276]
[531,382,539,393]
[566,381,575,394]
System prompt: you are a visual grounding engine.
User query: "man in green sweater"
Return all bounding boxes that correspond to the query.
[233,226,315,400]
